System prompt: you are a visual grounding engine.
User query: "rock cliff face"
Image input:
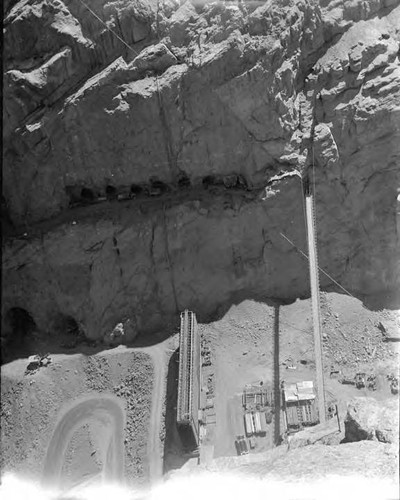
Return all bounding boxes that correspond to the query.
[2,0,400,345]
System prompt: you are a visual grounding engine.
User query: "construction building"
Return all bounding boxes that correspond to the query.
[282,381,319,430]
[177,310,201,447]
[242,384,273,411]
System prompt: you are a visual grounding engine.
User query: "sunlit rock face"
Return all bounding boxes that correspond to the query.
[2,0,400,341]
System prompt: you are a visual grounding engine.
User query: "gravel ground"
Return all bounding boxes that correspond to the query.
[0,347,153,489]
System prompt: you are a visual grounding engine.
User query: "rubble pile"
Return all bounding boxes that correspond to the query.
[113,353,154,480]
[320,293,398,367]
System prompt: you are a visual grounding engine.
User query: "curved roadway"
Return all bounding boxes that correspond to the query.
[42,342,169,491]
[42,394,125,488]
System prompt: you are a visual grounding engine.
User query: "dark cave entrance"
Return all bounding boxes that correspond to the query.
[130,184,144,196]
[177,172,191,189]
[80,188,95,202]
[2,307,37,363]
[106,185,117,200]
[55,314,85,346]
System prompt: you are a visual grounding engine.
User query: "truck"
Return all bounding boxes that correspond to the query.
[235,435,249,456]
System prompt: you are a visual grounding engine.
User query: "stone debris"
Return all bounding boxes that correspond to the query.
[103,319,138,346]
[25,354,52,374]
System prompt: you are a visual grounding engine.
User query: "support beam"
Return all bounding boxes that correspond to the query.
[305,195,326,424]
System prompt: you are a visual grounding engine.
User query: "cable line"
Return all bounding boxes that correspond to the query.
[76,0,139,56]
[279,232,357,300]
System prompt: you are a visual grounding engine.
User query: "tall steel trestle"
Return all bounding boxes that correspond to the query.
[177,310,200,445]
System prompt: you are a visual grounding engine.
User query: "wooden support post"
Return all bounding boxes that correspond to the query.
[336,404,341,432]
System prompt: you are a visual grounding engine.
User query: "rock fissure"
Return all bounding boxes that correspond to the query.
[2,0,400,346]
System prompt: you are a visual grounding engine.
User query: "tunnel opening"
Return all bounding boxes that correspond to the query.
[236,174,248,190]
[55,314,85,347]
[149,179,170,196]
[202,175,222,189]
[65,185,81,206]
[177,172,191,189]
[105,185,117,200]
[81,188,95,202]
[130,184,144,196]
[222,175,239,189]
[2,307,37,363]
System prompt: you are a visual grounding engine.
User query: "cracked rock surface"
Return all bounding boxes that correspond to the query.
[2,0,400,344]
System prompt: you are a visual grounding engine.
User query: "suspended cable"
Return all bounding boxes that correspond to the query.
[76,0,139,56]
[279,319,311,335]
[279,232,357,300]
[299,174,308,245]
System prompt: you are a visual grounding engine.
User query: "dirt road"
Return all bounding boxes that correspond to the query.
[40,343,168,489]
[42,394,125,487]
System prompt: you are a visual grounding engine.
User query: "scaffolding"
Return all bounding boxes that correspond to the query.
[177,310,200,445]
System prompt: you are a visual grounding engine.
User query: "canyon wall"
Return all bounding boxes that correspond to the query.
[2,0,400,343]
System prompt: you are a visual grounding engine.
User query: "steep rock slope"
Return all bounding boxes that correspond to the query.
[2,0,400,343]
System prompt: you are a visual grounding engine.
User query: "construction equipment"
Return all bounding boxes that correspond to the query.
[387,374,399,394]
[355,373,366,389]
[25,353,51,374]
[366,374,377,391]
[339,372,367,388]
[339,376,356,385]
[235,435,249,456]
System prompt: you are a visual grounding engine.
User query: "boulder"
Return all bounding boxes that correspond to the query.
[288,418,342,449]
[103,318,137,346]
[377,321,400,342]
[133,43,178,74]
[344,397,399,444]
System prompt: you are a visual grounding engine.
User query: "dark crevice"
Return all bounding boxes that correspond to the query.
[202,175,222,189]
[148,179,170,196]
[1,307,37,364]
[177,171,191,189]
[81,188,95,202]
[106,185,117,200]
[55,314,85,339]
[130,184,144,196]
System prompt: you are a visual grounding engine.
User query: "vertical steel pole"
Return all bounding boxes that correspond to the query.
[336,404,341,432]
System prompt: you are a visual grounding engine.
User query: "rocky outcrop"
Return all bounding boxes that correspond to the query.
[288,418,343,449]
[2,0,400,344]
[344,397,399,443]
[2,173,312,342]
[183,440,399,481]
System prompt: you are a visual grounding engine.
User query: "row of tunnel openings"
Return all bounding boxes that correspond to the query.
[1,307,84,363]
[66,172,250,206]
